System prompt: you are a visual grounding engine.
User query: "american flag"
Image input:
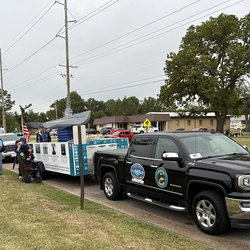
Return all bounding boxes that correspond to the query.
[23,124,30,142]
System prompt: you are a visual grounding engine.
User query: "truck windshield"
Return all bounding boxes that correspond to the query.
[0,134,19,142]
[180,134,248,159]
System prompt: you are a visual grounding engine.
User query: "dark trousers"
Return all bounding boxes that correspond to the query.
[18,156,32,182]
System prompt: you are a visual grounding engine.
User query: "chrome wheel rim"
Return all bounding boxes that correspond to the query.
[104,177,113,196]
[196,199,216,228]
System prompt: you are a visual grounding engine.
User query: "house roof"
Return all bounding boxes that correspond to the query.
[28,122,44,129]
[147,112,232,117]
[94,114,171,125]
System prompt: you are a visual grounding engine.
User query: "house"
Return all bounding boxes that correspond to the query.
[94,112,231,132]
[230,115,245,128]
[27,122,44,134]
[94,114,171,132]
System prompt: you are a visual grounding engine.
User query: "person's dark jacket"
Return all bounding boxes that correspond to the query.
[19,143,34,164]
[36,131,51,142]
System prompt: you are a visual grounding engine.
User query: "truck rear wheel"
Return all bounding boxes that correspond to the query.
[103,172,122,200]
[192,190,230,235]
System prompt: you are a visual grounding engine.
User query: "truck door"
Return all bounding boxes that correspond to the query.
[151,137,186,200]
[124,136,155,194]
[125,136,186,201]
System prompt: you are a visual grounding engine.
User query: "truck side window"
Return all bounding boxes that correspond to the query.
[130,137,154,157]
[155,138,179,159]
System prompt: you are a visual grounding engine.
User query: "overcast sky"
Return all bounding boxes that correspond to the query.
[0,0,249,114]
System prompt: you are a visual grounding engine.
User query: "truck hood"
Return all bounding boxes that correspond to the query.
[196,154,250,175]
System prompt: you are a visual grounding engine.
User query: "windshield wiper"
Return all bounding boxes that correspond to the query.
[224,153,249,156]
[196,155,219,160]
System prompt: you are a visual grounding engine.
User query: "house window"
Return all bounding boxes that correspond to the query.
[187,120,191,126]
[210,120,214,126]
[176,120,179,126]
[199,120,202,126]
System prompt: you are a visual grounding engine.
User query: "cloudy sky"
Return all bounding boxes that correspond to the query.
[0,0,249,114]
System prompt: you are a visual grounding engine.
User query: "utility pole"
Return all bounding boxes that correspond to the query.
[0,49,6,131]
[57,0,77,113]
[64,0,71,109]
[55,100,58,119]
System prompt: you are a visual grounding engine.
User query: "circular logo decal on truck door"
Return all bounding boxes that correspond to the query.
[130,163,145,184]
[155,167,168,188]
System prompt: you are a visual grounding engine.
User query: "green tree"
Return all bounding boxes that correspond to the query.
[6,113,20,132]
[50,92,87,119]
[159,13,250,133]
[105,99,122,116]
[138,97,166,114]
[121,96,139,116]
[38,112,47,122]
[0,89,15,112]
[84,98,106,127]
[25,109,40,122]
[239,86,250,132]
[0,89,15,128]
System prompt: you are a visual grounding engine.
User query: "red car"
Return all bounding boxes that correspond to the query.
[105,130,135,141]
[192,127,208,131]
[109,128,125,134]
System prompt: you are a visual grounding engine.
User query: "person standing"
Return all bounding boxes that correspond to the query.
[0,138,3,175]
[18,137,34,183]
[0,125,5,134]
[36,125,51,142]
[225,129,230,137]
[14,139,23,178]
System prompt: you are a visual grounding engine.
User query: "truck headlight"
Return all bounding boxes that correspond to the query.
[236,175,250,190]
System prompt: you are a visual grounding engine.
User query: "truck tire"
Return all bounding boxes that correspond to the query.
[192,190,230,235]
[103,172,122,200]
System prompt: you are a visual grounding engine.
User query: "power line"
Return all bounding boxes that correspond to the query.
[8,0,246,112]
[78,75,165,95]
[74,0,241,66]
[68,0,201,62]
[7,66,58,91]
[3,0,202,82]
[2,1,55,54]
[6,36,57,73]
[4,0,120,76]
[68,0,119,30]
[29,78,166,111]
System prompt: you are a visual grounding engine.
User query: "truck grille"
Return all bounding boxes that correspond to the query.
[4,145,15,152]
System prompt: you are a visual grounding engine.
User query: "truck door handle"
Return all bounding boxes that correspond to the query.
[126,161,132,164]
[150,164,157,168]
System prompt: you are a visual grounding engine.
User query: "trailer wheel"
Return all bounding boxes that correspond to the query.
[192,190,230,235]
[36,161,45,173]
[103,172,122,200]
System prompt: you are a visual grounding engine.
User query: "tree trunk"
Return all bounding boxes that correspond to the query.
[215,111,227,133]
[245,114,250,132]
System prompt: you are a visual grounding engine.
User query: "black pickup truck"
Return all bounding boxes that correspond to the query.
[93,131,250,235]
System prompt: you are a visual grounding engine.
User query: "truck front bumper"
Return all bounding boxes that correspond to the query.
[225,197,250,229]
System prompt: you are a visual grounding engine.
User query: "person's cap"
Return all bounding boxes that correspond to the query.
[39,125,44,128]
[20,137,26,142]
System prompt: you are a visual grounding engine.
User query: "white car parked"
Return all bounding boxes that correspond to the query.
[131,124,159,133]
[0,133,19,160]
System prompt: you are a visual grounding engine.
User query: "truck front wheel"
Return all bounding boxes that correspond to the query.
[192,190,230,235]
[103,172,122,200]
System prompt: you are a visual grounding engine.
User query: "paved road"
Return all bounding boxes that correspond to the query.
[3,163,250,250]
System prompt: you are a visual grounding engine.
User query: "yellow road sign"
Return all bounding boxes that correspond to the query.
[143,119,151,127]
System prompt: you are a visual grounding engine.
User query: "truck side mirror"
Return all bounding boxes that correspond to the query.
[242,145,249,151]
[162,152,184,167]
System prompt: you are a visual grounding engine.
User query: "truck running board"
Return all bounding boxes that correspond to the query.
[127,192,186,212]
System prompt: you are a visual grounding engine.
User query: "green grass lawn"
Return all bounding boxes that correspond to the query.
[232,136,250,149]
[0,170,212,250]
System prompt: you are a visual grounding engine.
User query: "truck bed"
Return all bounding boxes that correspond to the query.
[95,148,128,159]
